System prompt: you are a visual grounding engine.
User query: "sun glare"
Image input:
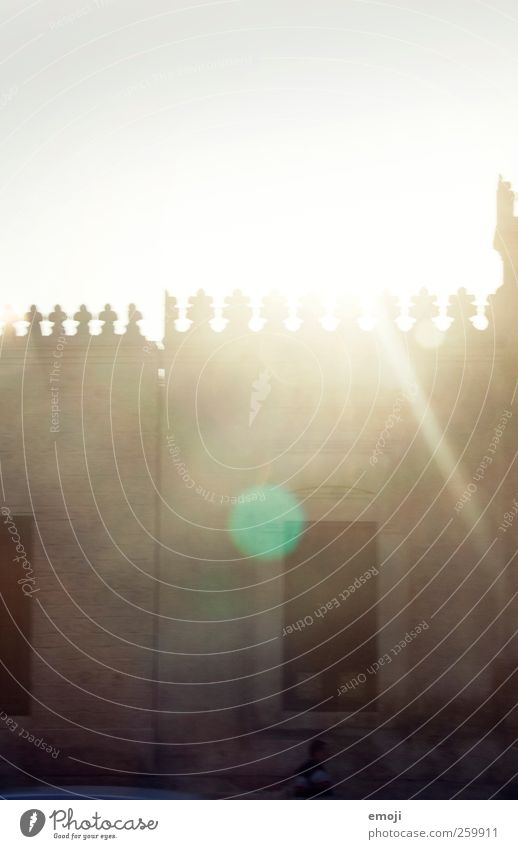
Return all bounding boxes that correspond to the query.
[0,94,504,340]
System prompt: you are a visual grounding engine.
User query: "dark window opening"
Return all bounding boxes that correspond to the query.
[283,521,378,711]
[0,515,32,715]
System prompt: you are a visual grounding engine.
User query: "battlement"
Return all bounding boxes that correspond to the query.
[0,289,497,345]
[4,175,518,347]
[0,302,145,343]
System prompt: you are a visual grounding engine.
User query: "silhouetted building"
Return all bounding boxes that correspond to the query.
[0,180,518,797]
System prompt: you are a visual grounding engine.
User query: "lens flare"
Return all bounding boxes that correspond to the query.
[228,486,305,561]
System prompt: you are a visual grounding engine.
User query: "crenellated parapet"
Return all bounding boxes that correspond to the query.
[4,169,517,354]
[0,302,147,347]
[163,286,493,342]
[0,288,498,356]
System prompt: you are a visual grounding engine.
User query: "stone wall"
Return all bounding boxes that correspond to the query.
[0,234,517,794]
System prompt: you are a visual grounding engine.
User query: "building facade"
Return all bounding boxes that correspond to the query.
[1,180,518,796]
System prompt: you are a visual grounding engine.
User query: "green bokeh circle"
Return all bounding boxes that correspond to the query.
[228,486,305,561]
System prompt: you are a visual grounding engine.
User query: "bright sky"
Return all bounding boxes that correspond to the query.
[1,0,517,338]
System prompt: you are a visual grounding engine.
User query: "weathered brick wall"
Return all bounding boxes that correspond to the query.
[0,326,160,781]
[155,285,517,785]
[0,275,516,791]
